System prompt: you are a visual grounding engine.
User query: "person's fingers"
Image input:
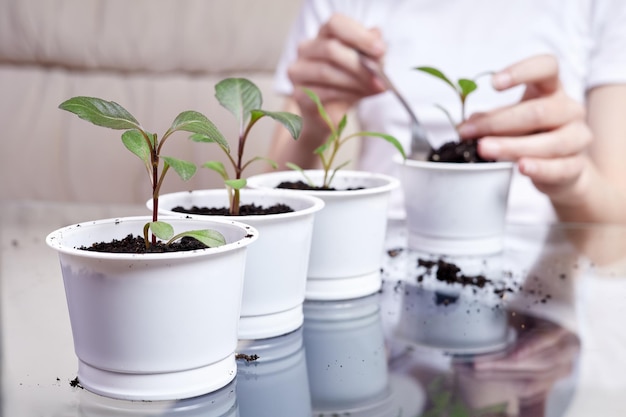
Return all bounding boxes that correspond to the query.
[294,38,382,92]
[459,93,585,138]
[477,121,592,160]
[288,58,375,95]
[492,54,559,94]
[520,154,587,191]
[318,13,386,58]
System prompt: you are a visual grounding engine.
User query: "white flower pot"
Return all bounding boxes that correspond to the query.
[247,170,398,301]
[154,189,324,339]
[236,328,311,417]
[303,295,392,415]
[46,216,258,401]
[394,155,514,255]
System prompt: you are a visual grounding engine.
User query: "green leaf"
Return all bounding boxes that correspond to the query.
[121,130,151,165]
[337,114,348,137]
[189,133,230,153]
[352,131,407,160]
[245,156,278,170]
[162,156,197,181]
[225,178,246,190]
[458,78,478,98]
[415,67,458,92]
[59,96,142,130]
[250,109,303,140]
[327,160,352,187]
[434,103,458,130]
[178,230,226,248]
[168,111,229,150]
[303,88,336,133]
[149,221,174,240]
[286,162,303,172]
[215,78,262,126]
[286,162,315,187]
[314,140,331,155]
[202,160,229,180]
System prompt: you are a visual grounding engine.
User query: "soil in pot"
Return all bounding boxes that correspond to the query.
[428,139,493,163]
[275,182,365,191]
[172,203,293,216]
[82,234,210,253]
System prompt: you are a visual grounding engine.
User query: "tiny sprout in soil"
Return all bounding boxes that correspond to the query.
[58,97,227,250]
[286,88,406,189]
[414,66,494,163]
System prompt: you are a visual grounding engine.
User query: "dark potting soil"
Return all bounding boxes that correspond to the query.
[428,139,493,163]
[276,180,364,191]
[419,258,491,288]
[172,203,294,216]
[80,234,209,254]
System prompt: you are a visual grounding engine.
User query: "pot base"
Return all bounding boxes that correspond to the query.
[77,355,236,401]
[238,304,303,340]
[408,233,504,255]
[305,271,381,301]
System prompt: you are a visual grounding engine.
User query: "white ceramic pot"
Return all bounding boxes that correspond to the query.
[46,216,258,401]
[247,170,398,301]
[154,189,324,339]
[303,295,392,415]
[394,155,514,255]
[236,328,311,417]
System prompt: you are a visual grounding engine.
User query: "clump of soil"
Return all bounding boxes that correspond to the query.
[173,203,293,216]
[69,376,83,389]
[416,257,524,306]
[235,353,260,362]
[428,139,493,163]
[419,258,491,288]
[80,234,209,254]
[276,181,364,191]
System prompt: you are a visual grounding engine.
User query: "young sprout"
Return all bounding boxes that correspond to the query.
[414,67,490,134]
[288,88,406,189]
[190,78,302,215]
[58,97,227,249]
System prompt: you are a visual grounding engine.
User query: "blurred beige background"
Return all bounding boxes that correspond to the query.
[0,0,358,204]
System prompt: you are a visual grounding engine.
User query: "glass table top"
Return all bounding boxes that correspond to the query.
[2,200,626,416]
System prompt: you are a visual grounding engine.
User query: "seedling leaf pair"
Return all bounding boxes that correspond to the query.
[59,96,226,249]
[414,66,486,132]
[288,88,406,189]
[193,78,302,215]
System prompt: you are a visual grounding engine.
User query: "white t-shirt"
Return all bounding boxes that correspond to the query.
[274,0,626,223]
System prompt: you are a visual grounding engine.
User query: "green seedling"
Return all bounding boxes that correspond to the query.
[415,66,491,135]
[287,88,406,189]
[190,77,302,215]
[58,97,227,249]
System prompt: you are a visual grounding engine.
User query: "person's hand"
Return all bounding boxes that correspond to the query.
[458,54,593,204]
[287,13,387,130]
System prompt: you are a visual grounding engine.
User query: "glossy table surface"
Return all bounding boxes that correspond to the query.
[2,200,626,416]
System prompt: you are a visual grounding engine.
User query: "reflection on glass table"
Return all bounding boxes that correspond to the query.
[2,201,626,416]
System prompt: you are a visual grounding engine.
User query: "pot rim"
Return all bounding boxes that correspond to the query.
[247,169,400,197]
[154,188,325,221]
[393,154,514,171]
[45,215,258,260]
